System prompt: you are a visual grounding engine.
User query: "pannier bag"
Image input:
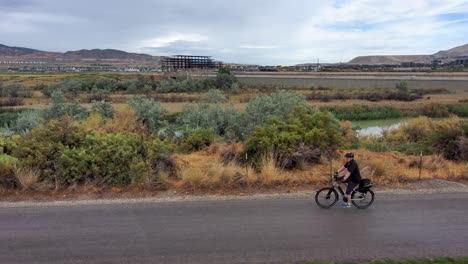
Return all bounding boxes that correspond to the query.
[359,178,373,188]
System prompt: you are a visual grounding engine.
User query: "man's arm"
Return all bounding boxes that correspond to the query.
[337,165,345,173]
[343,171,351,181]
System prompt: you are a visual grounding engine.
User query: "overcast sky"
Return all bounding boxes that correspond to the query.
[1,0,468,65]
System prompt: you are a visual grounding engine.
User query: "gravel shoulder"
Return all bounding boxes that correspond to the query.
[0,179,466,208]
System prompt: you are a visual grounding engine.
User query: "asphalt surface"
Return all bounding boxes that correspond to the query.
[1,193,468,264]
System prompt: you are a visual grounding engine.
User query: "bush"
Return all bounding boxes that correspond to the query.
[156,72,239,93]
[127,95,168,132]
[177,103,246,142]
[391,116,433,143]
[213,72,238,91]
[0,109,32,127]
[244,91,315,134]
[89,87,111,102]
[1,83,33,98]
[0,134,20,155]
[199,89,228,103]
[243,107,344,169]
[44,79,89,97]
[12,110,42,135]
[447,103,468,117]
[91,100,114,120]
[95,78,118,91]
[42,90,88,121]
[0,97,24,106]
[456,136,468,161]
[97,107,145,136]
[429,117,465,160]
[324,105,404,120]
[382,116,467,160]
[419,103,450,117]
[0,154,17,189]
[56,133,174,186]
[181,128,216,152]
[11,118,86,184]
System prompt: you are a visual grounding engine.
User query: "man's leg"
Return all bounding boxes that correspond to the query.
[343,182,357,208]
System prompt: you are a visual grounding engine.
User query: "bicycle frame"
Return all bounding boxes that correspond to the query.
[330,180,366,201]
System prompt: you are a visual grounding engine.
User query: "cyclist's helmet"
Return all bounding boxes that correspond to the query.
[344,152,354,158]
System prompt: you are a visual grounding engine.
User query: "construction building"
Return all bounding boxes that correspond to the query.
[161,55,222,72]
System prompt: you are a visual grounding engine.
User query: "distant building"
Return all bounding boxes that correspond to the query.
[161,55,222,72]
[431,59,442,65]
[124,67,140,72]
[454,57,468,65]
[296,64,322,72]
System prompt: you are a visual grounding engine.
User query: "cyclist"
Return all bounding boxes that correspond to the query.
[336,152,361,208]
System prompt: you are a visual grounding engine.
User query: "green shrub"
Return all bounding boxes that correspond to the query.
[128,95,168,132]
[177,103,246,142]
[199,89,228,103]
[447,103,468,117]
[245,91,315,133]
[0,108,31,127]
[56,133,174,186]
[0,154,17,188]
[244,107,344,169]
[429,117,465,160]
[12,110,42,135]
[95,78,118,91]
[11,118,86,183]
[382,116,467,160]
[399,116,433,143]
[91,100,114,120]
[44,79,90,97]
[181,128,215,152]
[325,105,404,120]
[42,90,88,121]
[89,87,111,102]
[1,83,33,98]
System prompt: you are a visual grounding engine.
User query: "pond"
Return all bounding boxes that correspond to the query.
[352,117,465,136]
[352,117,413,137]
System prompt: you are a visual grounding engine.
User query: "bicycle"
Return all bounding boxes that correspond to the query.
[315,172,375,209]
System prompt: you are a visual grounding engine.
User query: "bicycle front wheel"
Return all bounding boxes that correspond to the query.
[351,189,375,209]
[315,187,339,209]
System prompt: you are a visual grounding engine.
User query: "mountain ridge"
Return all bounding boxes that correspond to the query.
[0,44,159,63]
[348,43,468,65]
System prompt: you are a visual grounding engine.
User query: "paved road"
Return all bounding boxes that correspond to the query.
[1,193,467,263]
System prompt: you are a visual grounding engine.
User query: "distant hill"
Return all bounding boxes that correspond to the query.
[0,44,42,56]
[61,49,154,61]
[0,44,160,64]
[432,44,468,58]
[348,43,468,65]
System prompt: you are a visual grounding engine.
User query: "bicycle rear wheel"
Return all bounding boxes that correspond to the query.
[315,187,339,209]
[351,189,375,209]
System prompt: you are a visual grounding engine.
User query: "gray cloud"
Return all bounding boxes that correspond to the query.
[1,0,467,64]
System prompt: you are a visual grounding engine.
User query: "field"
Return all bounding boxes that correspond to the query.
[1,71,467,196]
[1,72,467,111]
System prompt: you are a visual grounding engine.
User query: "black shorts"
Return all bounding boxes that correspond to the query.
[345,180,359,195]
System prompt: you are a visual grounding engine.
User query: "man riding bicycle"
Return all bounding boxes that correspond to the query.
[336,152,361,208]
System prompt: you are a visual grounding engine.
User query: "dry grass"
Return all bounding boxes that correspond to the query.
[175,147,330,191]
[345,149,467,186]
[176,150,251,190]
[13,166,40,191]
[174,146,468,191]
[257,154,282,185]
